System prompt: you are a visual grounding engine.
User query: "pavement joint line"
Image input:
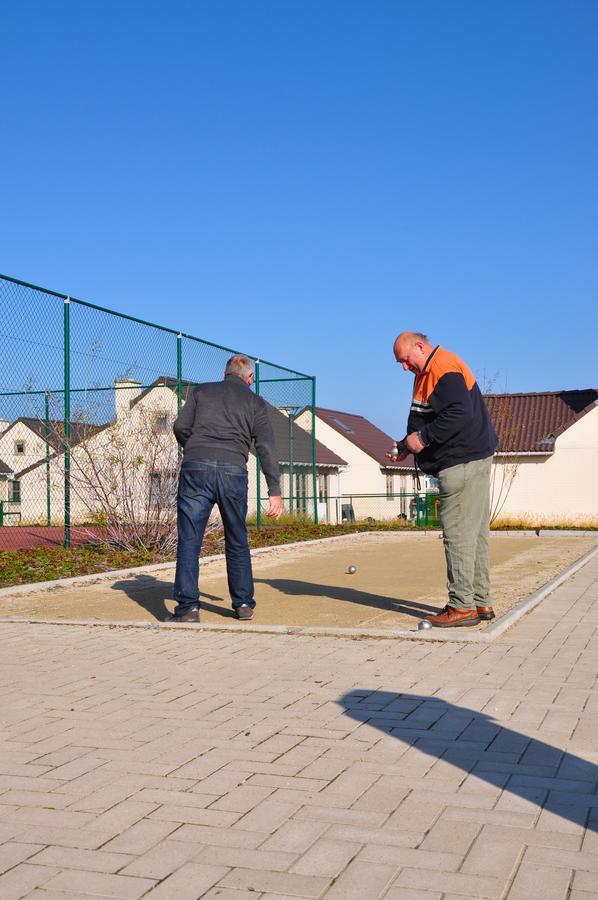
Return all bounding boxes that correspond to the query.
[0,529,594,602]
[0,544,595,643]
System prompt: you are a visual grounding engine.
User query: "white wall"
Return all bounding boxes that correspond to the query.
[492,408,598,523]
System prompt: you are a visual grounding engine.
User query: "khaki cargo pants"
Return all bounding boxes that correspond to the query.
[437,455,493,611]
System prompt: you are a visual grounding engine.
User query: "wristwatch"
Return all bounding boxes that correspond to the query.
[417,431,429,447]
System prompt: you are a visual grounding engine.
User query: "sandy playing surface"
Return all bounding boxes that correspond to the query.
[1,532,595,631]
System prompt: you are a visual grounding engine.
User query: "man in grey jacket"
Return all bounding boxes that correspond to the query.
[169,354,282,623]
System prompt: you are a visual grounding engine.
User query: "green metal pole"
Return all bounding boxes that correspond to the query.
[288,413,294,514]
[176,334,183,413]
[63,298,71,548]
[311,376,318,524]
[255,360,261,530]
[45,391,51,526]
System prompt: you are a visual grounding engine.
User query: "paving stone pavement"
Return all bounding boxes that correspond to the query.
[1,554,597,899]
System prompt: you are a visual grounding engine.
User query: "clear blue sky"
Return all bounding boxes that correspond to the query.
[2,0,596,436]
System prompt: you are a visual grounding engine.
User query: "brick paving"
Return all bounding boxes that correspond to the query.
[0,554,597,898]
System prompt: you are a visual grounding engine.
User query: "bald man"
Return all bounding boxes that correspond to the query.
[393,332,497,627]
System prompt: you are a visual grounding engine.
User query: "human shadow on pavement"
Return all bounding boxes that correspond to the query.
[110,575,234,620]
[339,690,598,831]
[254,578,438,618]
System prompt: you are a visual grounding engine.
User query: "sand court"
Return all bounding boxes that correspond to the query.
[1,532,595,632]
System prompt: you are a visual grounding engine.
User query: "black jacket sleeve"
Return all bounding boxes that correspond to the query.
[173,389,197,447]
[421,372,473,445]
[252,398,281,495]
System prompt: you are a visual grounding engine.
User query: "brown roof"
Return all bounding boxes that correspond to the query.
[266,407,346,468]
[485,389,598,452]
[316,407,416,470]
[2,417,103,452]
[0,457,13,475]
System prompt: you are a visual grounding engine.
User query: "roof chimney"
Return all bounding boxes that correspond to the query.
[114,380,142,420]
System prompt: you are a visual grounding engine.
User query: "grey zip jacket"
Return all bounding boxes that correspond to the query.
[173,374,281,495]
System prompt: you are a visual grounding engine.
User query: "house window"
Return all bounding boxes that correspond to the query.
[155,415,169,432]
[149,471,177,507]
[386,472,394,499]
[10,480,21,503]
[295,470,307,513]
[149,473,161,507]
[14,440,25,455]
[318,473,328,503]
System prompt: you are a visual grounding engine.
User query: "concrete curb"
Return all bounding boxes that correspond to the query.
[1,544,596,643]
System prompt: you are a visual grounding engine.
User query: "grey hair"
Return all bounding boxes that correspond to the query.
[411,332,430,343]
[225,354,254,378]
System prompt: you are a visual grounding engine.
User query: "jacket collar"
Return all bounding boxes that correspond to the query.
[421,345,440,374]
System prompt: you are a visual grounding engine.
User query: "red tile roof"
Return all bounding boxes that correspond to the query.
[316,407,416,470]
[485,390,598,452]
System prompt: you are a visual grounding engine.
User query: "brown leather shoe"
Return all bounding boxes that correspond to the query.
[476,605,495,621]
[427,605,480,628]
[165,608,199,623]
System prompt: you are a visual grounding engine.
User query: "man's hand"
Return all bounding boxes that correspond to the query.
[265,495,283,519]
[403,431,425,454]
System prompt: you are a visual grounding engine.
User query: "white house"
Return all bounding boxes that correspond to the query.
[297,406,434,523]
[486,389,598,525]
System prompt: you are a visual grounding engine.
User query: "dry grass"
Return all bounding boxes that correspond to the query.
[493,512,598,530]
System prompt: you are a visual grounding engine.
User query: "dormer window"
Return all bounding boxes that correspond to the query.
[155,415,169,432]
[14,440,25,455]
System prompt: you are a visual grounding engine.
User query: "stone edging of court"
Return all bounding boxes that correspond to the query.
[1,542,596,643]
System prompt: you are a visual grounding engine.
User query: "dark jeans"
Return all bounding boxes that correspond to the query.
[173,460,254,615]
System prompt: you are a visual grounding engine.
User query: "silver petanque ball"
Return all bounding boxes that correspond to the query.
[346,565,357,575]
[418,619,432,631]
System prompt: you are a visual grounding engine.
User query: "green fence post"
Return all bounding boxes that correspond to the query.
[45,391,51,526]
[288,413,294,514]
[311,376,318,524]
[63,297,71,549]
[255,360,261,530]
[0,501,3,527]
[176,334,183,414]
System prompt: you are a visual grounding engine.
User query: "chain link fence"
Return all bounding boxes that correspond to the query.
[0,273,317,550]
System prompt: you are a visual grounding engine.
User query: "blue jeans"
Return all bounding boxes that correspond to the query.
[173,460,254,615]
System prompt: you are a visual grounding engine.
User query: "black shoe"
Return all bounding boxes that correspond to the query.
[234,605,254,620]
[165,608,199,623]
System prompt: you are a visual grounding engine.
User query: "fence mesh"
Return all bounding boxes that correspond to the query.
[0,273,316,550]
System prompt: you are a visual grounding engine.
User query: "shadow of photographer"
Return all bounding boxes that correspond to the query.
[339,690,597,832]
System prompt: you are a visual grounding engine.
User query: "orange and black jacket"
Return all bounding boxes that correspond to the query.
[407,346,497,476]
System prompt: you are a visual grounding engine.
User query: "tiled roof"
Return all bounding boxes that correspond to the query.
[2,417,103,452]
[0,457,13,475]
[316,407,416,470]
[485,390,598,452]
[267,407,346,468]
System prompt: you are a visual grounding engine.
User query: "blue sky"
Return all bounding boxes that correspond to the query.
[1,1,596,436]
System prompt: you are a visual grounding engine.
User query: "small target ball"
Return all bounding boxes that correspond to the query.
[346,565,357,575]
[418,619,432,630]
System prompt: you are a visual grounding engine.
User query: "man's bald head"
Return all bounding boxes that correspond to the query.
[393,332,434,375]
